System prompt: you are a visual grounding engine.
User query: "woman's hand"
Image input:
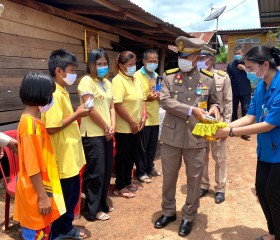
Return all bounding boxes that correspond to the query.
[214,127,230,138]
[129,121,139,134]
[139,115,147,131]
[105,126,115,141]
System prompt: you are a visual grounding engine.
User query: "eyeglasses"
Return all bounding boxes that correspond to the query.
[244,64,261,73]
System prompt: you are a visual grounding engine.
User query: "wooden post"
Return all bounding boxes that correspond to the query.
[159,48,165,76]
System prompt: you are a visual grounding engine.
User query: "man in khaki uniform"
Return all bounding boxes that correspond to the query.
[197,46,232,204]
[154,36,220,237]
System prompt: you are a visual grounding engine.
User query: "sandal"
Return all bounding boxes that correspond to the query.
[58,227,87,239]
[138,175,152,183]
[96,212,110,221]
[126,182,143,191]
[113,188,135,198]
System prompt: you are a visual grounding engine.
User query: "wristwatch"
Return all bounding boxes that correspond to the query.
[229,127,234,137]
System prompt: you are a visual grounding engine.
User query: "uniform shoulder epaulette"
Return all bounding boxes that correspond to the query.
[165,68,180,75]
[216,70,227,77]
[200,68,214,78]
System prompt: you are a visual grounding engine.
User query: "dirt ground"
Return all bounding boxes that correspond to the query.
[0,135,268,240]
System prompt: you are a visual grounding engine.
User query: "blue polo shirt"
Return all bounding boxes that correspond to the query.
[247,70,280,163]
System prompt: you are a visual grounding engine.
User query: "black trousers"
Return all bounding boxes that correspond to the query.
[255,161,280,239]
[115,132,140,190]
[232,94,251,121]
[135,125,159,178]
[82,137,113,220]
[50,175,80,239]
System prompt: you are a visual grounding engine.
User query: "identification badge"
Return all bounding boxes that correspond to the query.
[198,101,207,111]
[150,78,156,91]
[196,89,202,95]
[174,91,178,100]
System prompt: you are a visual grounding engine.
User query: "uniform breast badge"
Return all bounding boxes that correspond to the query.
[174,73,182,85]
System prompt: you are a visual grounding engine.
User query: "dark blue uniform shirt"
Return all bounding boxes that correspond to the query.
[227,60,251,96]
[248,70,280,163]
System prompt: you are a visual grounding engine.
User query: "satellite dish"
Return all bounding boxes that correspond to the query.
[204,6,226,21]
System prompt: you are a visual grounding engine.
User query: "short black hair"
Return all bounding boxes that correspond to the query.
[234,45,243,52]
[245,45,280,69]
[20,72,56,106]
[143,49,158,60]
[87,48,109,78]
[48,49,78,77]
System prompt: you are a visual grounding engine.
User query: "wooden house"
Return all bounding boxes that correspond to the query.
[0,0,189,129]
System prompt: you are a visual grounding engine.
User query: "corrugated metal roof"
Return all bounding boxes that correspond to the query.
[258,0,280,27]
[35,0,189,46]
[218,27,278,34]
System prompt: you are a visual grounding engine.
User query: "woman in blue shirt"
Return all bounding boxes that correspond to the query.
[215,45,280,240]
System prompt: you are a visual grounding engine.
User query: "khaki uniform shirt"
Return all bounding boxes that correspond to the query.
[212,69,232,123]
[160,68,219,149]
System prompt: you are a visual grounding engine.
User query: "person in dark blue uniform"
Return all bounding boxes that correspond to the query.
[216,45,280,240]
[227,45,251,140]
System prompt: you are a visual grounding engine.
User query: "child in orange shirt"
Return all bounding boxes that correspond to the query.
[14,72,66,240]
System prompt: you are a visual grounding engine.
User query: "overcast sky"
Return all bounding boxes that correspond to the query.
[130,0,260,32]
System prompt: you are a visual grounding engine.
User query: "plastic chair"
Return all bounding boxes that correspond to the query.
[0,130,19,230]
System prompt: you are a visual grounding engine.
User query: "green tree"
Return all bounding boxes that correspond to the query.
[269,27,280,48]
[215,45,228,63]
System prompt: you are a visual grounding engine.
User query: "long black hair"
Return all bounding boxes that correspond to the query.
[245,46,280,69]
[87,48,109,78]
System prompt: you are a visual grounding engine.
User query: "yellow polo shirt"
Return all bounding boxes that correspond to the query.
[134,67,160,126]
[41,83,86,179]
[112,71,145,133]
[78,75,112,137]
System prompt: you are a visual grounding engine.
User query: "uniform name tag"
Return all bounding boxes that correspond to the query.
[198,101,207,111]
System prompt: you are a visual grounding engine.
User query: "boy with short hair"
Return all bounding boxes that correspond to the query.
[42,49,90,239]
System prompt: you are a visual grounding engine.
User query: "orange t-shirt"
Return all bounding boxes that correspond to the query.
[14,114,66,230]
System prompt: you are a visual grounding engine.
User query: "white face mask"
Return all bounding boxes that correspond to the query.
[62,73,77,85]
[197,59,210,70]
[126,65,136,76]
[178,58,193,72]
[39,98,54,113]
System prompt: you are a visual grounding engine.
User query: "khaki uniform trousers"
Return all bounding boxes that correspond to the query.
[161,143,206,222]
[201,139,227,193]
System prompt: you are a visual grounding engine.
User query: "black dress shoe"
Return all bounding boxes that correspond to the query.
[178,220,193,237]
[215,192,225,204]
[154,214,176,229]
[199,188,208,198]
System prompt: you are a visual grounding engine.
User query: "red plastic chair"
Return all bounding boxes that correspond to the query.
[0,130,19,230]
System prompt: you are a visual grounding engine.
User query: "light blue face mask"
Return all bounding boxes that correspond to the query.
[246,65,264,88]
[97,66,108,78]
[234,54,243,61]
[145,63,158,72]
[126,65,136,76]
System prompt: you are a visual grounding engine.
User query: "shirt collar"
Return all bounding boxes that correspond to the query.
[140,66,156,80]
[55,82,68,94]
[118,70,133,81]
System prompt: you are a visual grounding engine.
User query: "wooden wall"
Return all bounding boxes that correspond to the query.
[0,0,119,125]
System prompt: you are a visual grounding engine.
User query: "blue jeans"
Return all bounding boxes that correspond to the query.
[232,94,251,121]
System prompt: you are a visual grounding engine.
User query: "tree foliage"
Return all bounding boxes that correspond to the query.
[269,27,280,48]
[215,45,228,63]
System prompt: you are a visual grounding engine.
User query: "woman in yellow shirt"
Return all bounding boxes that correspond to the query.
[112,51,147,198]
[78,48,115,221]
